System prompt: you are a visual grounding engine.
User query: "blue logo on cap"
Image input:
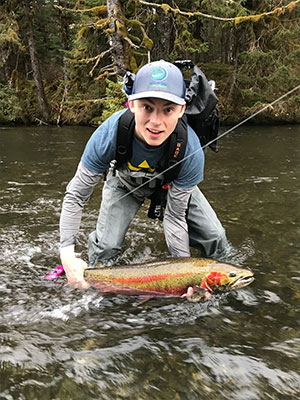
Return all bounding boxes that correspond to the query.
[151,67,168,81]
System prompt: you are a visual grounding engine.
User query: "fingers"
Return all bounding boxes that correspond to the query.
[70,279,90,289]
[181,286,194,299]
[181,286,211,301]
[61,256,90,289]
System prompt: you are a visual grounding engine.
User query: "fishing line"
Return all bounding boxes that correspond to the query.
[113,83,300,204]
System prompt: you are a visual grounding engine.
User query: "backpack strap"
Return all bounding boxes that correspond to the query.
[158,115,188,183]
[116,109,187,184]
[115,108,135,168]
[148,117,187,220]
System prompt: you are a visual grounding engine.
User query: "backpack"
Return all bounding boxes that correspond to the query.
[115,60,220,219]
[174,60,220,153]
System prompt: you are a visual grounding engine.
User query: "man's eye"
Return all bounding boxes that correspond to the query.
[165,108,173,113]
[143,105,152,111]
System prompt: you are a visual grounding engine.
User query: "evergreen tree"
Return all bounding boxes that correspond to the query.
[22,0,49,120]
[0,0,299,124]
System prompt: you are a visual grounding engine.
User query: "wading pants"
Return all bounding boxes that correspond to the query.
[88,173,229,267]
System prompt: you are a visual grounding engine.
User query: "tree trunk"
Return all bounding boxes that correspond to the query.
[56,0,71,125]
[106,0,127,75]
[22,0,49,121]
[149,1,175,61]
[1,47,11,86]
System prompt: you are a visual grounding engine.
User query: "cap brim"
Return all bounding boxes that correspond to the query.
[129,91,186,105]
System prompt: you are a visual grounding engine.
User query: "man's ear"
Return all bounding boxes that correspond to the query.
[128,100,135,114]
[179,104,186,118]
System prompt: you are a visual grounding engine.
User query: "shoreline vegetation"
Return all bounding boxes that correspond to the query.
[1,1,299,127]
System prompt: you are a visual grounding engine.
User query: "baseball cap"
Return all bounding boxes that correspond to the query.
[129,60,186,105]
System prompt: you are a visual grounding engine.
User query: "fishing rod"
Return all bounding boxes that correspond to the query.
[114,83,300,204]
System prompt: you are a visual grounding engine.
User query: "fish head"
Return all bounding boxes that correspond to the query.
[200,264,254,293]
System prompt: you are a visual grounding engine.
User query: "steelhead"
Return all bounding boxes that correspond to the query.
[84,258,254,297]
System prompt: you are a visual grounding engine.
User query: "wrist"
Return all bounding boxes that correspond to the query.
[60,245,76,262]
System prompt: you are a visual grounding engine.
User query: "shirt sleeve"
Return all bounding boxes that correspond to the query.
[60,109,126,248]
[81,109,126,174]
[59,162,101,248]
[163,183,194,257]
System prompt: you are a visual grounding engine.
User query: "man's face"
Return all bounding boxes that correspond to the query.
[128,98,185,147]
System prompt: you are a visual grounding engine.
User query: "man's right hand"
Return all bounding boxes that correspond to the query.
[60,245,90,289]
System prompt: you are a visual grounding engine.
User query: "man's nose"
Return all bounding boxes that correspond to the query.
[150,110,163,125]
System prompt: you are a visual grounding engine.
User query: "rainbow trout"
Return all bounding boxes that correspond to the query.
[84,258,254,298]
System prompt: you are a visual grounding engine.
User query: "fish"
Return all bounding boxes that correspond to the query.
[84,257,254,299]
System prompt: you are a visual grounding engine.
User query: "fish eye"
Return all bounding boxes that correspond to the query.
[229,272,236,277]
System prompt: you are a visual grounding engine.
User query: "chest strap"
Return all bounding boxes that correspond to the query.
[116,109,188,184]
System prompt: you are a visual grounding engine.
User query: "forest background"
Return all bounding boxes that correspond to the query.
[0,0,299,126]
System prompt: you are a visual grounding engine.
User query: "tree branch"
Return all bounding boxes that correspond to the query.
[89,49,112,76]
[54,5,107,15]
[123,36,140,49]
[138,0,300,24]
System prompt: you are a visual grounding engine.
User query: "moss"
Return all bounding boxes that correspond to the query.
[77,27,89,39]
[0,84,22,123]
[95,18,108,27]
[126,19,144,29]
[131,49,148,58]
[95,70,109,81]
[143,35,153,51]
[129,56,138,72]
[287,1,298,12]
[116,20,126,36]
[234,13,266,25]
[128,33,141,45]
[10,69,19,90]
[91,5,107,17]
[98,78,127,122]
[153,12,159,22]
[125,18,153,52]
[161,4,171,14]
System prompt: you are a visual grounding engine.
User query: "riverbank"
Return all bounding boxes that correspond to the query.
[1,97,299,127]
[1,62,299,127]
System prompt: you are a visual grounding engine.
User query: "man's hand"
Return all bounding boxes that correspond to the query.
[60,245,90,288]
[181,287,194,299]
[181,286,211,302]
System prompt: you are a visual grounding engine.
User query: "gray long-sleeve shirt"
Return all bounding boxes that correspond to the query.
[59,109,204,256]
[60,161,194,256]
[59,162,101,247]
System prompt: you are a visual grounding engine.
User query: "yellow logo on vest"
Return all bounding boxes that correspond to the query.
[128,160,155,173]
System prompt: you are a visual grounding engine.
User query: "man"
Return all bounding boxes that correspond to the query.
[59,60,229,288]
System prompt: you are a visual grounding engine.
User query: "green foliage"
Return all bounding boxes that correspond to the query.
[0,0,299,124]
[0,84,22,123]
[201,0,247,18]
[295,94,300,104]
[239,49,281,78]
[0,18,22,48]
[98,78,127,123]
[172,16,209,59]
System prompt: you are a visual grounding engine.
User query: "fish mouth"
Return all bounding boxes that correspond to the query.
[230,275,254,289]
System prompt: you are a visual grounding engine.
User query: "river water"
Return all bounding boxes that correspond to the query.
[0,123,299,399]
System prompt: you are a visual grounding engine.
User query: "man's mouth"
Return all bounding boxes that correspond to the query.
[147,128,163,136]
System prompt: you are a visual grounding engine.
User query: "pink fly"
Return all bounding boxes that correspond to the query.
[44,265,64,279]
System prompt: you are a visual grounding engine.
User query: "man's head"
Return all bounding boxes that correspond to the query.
[128,60,186,147]
[129,60,186,105]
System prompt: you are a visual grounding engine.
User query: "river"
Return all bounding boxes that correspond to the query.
[0,123,299,399]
